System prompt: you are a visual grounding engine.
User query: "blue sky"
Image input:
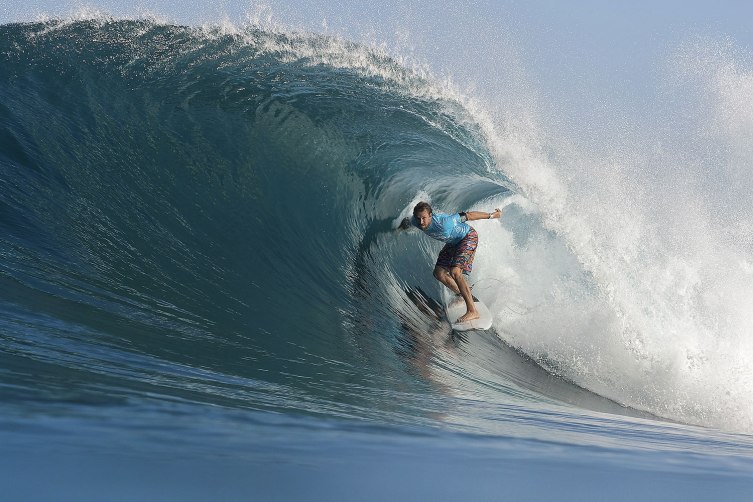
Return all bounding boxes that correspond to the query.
[2,0,752,135]
[3,1,752,69]
[3,1,752,47]
[4,1,751,82]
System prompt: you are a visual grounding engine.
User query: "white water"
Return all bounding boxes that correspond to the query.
[465,36,753,433]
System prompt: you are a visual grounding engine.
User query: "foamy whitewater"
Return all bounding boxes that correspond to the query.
[474,39,753,433]
[2,5,753,500]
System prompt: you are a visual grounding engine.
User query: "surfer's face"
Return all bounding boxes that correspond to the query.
[415,209,432,230]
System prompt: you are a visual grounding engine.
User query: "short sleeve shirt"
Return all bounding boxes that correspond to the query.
[412,212,471,245]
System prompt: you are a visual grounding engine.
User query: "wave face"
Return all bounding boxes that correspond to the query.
[1,18,753,440]
[0,18,515,424]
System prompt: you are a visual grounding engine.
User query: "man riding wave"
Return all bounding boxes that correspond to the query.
[400,201,502,323]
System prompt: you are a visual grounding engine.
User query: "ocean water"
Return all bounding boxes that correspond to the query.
[2,14,753,501]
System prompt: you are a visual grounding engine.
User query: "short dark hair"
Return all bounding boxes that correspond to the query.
[413,201,432,215]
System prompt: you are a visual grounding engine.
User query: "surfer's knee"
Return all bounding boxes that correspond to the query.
[450,267,465,281]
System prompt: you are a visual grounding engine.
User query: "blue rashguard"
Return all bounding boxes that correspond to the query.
[412,212,471,244]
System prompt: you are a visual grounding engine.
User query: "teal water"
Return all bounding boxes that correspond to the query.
[2,19,753,500]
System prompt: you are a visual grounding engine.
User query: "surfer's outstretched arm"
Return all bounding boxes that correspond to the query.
[462,208,502,221]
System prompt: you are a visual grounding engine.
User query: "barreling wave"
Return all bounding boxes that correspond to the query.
[1,18,752,435]
[0,18,519,424]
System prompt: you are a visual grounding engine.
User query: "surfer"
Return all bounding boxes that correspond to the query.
[399,201,502,323]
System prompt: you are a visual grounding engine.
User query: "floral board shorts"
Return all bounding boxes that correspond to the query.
[435,228,478,275]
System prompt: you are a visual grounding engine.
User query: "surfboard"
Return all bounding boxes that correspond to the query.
[444,294,493,331]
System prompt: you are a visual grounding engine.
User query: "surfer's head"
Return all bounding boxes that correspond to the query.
[413,201,432,230]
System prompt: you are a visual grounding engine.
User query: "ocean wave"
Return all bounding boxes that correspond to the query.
[2,18,753,435]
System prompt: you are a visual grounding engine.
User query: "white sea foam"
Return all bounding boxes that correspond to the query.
[465,37,753,433]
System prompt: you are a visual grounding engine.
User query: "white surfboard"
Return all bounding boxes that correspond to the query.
[444,294,493,331]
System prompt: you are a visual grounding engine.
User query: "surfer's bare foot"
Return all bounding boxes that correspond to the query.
[456,310,480,323]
